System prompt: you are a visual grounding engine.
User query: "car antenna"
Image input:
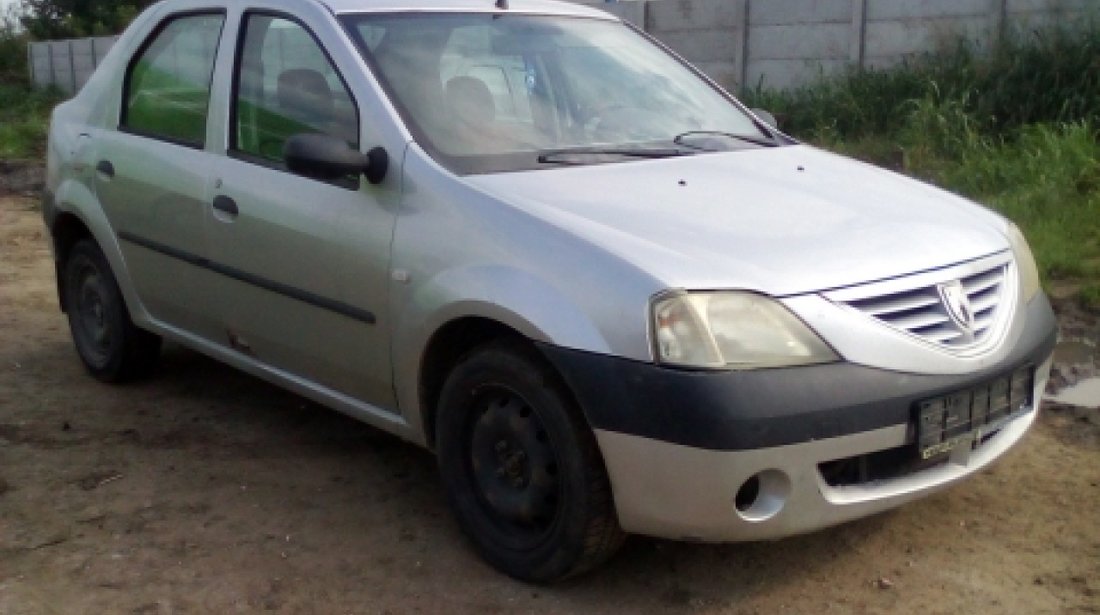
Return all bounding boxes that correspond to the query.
[496,0,508,9]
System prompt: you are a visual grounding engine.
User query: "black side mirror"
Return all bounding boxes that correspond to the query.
[283,133,388,185]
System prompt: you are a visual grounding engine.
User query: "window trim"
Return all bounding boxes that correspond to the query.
[119,9,228,149]
[227,8,362,183]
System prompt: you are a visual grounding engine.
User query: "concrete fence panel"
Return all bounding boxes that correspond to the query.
[865,16,996,67]
[749,0,852,25]
[1006,0,1096,31]
[48,41,74,94]
[646,0,743,31]
[28,35,120,94]
[29,44,52,89]
[865,0,994,21]
[69,38,96,91]
[28,0,1097,96]
[1007,0,1096,12]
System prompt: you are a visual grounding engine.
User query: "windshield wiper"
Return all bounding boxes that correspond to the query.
[537,146,690,164]
[673,130,779,151]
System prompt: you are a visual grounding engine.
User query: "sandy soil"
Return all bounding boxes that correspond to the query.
[1,195,1098,614]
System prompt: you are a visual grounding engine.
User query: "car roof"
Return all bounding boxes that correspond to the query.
[315,0,616,20]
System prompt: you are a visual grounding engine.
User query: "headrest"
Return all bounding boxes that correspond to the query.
[445,76,495,126]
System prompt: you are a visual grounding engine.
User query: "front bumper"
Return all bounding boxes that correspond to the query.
[539,295,1057,541]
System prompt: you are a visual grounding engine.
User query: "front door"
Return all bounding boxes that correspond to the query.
[206,12,397,408]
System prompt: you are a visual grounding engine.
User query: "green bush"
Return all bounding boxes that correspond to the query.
[943,122,1100,282]
[0,30,28,86]
[0,82,63,159]
[1082,284,1100,312]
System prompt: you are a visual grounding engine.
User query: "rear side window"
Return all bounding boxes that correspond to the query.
[232,14,359,164]
[122,13,225,146]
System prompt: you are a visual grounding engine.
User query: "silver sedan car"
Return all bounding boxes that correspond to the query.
[44,0,1056,581]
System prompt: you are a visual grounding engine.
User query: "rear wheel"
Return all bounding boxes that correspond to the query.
[435,340,625,582]
[63,239,161,382]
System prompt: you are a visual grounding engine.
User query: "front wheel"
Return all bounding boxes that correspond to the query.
[63,239,161,382]
[435,340,625,582]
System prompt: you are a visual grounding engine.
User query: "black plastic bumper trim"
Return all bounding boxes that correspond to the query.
[539,295,1057,451]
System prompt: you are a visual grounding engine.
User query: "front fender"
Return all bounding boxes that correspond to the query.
[391,264,614,445]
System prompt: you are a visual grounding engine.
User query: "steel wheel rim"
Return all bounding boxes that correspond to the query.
[71,258,112,366]
[466,385,563,550]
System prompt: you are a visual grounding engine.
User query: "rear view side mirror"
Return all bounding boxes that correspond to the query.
[284,133,388,185]
[751,108,778,130]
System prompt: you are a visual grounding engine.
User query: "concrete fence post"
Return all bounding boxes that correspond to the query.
[733,0,750,93]
[849,0,867,69]
[47,42,55,91]
[68,40,77,93]
[989,0,1008,46]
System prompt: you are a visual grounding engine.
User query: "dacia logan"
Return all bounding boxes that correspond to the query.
[44,0,1057,581]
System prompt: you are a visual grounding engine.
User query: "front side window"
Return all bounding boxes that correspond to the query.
[232,14,359,164]
[344,14,776,174]
[123,13,225,146]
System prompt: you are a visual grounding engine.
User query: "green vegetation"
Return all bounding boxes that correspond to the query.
[0,82,62,159]
[744,23,1100,309]
[17,0,156,39]
[0,1,156,155]
[0,2,59,158]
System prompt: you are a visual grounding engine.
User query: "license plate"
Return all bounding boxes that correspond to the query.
[916,367,1034,459]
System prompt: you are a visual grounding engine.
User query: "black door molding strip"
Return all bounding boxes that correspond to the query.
[117,231,376,325]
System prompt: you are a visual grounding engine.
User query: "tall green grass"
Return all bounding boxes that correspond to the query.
[744,23,1100,308]
[943,122,1099,282]
[0,82,62,159]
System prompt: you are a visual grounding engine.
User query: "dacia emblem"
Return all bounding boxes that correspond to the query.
[938,280,975,336]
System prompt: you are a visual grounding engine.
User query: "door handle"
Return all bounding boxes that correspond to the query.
[95,160,115,178]
[212,195,239,217]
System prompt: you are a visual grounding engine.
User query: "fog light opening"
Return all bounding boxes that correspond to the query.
[733,469,791,522]
[734,476,760,512]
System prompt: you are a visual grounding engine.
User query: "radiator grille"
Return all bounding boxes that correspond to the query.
[842,263,1008,349]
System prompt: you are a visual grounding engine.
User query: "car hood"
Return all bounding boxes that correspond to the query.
[465,144,1010,296]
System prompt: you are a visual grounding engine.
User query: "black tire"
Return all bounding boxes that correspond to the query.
[62,239,161,383]
[435,340,625,582]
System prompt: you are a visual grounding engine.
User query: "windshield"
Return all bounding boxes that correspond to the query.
[343,13,776,174]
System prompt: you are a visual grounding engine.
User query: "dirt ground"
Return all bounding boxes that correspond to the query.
[1,194,1098,614]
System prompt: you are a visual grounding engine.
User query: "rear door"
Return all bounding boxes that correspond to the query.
[93,10,227,342]
[205,10,399,408]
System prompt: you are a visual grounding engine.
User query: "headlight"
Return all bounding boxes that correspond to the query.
[1007,223,1040,301]
[652,291,838,369]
